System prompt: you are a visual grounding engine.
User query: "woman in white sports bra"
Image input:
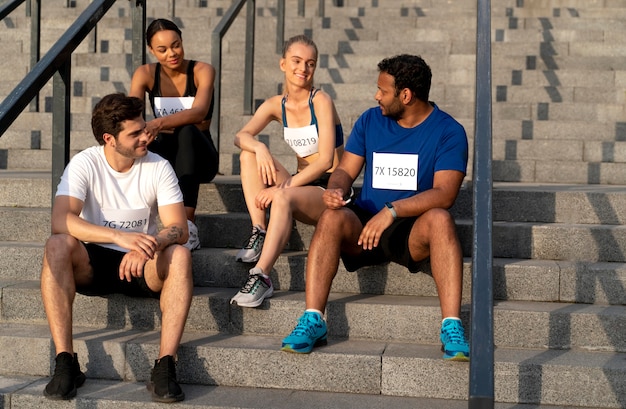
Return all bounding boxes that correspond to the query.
[231,35,344,308]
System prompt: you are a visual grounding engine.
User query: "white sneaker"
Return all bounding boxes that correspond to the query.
[235,224,266,262]
[230,267,274,307]
[183,220,201,251]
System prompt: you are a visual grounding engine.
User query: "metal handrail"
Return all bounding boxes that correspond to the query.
[469,0,494,407]
[1,0,41,111]
[210,0,255,150]
[0,0,117,198]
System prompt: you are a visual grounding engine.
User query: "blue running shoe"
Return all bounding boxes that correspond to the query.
[281,311,327,354]
[440,318,470,361]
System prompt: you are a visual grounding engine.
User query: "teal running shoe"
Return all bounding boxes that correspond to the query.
[281,311,327,353]
[440,318,470,361]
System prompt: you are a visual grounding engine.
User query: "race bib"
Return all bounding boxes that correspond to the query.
[153,97,194,118]
[284,124,319,157]
[372,152,418,191]
[100,208,150,233]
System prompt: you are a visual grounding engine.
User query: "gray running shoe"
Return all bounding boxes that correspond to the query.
[230,267,274,307]
[235,224,265,262]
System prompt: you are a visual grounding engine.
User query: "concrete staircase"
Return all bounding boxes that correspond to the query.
[1,0,626,407]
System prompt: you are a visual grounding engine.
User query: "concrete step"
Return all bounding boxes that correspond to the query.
[2,236,625,305]
[0,375,567,409]
[3,280,626,353]
[0,321,624,407]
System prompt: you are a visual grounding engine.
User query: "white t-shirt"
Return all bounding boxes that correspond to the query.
[56,146,183,252]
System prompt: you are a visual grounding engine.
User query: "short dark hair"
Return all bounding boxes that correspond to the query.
[146,18,182,47]
[91,93,144,145]
[377,54,432,102]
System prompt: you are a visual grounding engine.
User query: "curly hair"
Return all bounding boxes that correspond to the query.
[91,93,144,145]
[377,54,432,102]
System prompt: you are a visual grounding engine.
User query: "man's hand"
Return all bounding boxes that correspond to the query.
[323,188,350,209]
[119,250,150,282]
[115,232,159,260]
[358,209,394,250]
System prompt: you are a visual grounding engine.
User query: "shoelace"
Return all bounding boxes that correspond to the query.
[442,322,466,344]
[240,274,263,294]
[242,227,263,249]
[291,314,319,336]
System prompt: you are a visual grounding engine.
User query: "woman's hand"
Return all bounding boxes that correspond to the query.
[255,186,278,209]
[254,144,278,186]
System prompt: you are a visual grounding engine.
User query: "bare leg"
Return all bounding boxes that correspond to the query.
[144,245,193,357]
[40,234,92,355]
[304,208,363,311]
[239,150,270,229]
[407,208,463,318]
[255,186,326,274]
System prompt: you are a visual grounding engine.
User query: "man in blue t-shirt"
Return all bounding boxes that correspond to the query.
[281,54,470,361]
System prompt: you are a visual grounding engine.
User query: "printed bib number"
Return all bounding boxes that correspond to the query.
[372,152,418,191]
[284,124,318,157]
[153,97,194,118]
[100,208,150,234]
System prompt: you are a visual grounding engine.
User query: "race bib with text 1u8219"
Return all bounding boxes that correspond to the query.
[372,152,418,191]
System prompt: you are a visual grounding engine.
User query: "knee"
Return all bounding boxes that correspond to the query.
[271,188,294,210]
[422,208,457,234]
[316,208,345,231]
[239,149,255,166]
[44,234,80,257]
[168,245,193,280]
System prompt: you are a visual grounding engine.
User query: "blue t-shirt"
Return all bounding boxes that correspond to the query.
[346,103,468,214]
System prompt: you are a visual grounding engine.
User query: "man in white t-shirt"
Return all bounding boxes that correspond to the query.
[41,93,193,403]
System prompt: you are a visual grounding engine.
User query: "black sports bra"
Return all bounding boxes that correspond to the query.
[148,60,214,121]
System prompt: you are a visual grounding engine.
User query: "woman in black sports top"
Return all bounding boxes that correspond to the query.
[130,18,218,251]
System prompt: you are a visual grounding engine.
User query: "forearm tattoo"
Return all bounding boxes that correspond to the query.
[165,225,184,245]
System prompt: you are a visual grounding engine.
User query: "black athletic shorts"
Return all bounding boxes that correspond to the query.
[76,243,161,299]
[340,203,423,273]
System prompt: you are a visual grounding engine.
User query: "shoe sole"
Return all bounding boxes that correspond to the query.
[146,381,185,403]
[231,288,274,308]
[43,373,86,400]
[281,336,328,354]
[235,254,261,263]
[442,352,470,361]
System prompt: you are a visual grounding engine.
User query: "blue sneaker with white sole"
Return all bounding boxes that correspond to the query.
[281,311,327,354]
[440,318,470,361]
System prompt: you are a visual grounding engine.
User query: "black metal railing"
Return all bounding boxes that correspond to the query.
[469,0,494,407]
[210,0,256,150]
[0,0,117,199]
[1,0,41,111]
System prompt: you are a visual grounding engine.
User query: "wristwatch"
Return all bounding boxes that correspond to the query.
[385,202,397,219]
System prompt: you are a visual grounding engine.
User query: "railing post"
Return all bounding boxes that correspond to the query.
[210,24,222,153]
[276,0,284,54]
[130,0,146,76]
[51,61,71,203]
[243,0,255,115]
[29,0,41,112]
[469,0,494,407]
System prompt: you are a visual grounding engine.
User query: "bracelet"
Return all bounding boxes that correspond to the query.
[385,202,397,219]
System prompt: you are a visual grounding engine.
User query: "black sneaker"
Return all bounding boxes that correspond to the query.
[147,355,185,403]
[43,352,86,400]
